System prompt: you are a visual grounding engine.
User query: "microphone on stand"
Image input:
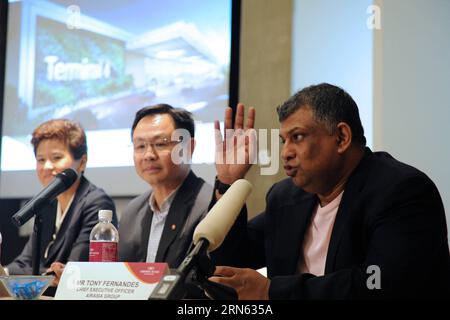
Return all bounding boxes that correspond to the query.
[11,168,79,275]
[11,168,79,227]
[149,179,253,300]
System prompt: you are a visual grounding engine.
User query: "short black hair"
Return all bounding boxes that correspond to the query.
[131,104,195,139]
[277,83,366,146]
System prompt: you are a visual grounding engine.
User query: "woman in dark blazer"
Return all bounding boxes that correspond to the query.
[6,119,117,276]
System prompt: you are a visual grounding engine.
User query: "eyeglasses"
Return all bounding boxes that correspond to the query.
[132,137,182,154]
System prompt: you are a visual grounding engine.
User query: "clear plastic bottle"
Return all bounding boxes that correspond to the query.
[89,210,119,262]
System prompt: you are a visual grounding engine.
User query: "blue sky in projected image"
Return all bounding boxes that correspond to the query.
[49,0,230,34]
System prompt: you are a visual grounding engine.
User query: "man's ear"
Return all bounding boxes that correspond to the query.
[179,138,195,162]
[190,138,196,155]
[336,122,352,154]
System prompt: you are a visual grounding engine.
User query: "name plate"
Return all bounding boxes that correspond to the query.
[55,262,168,300]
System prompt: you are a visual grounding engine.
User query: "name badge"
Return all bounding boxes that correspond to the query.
[55,262,168,300]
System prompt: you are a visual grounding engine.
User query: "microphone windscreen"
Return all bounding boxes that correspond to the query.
[193,179,252,252]
[58,168,79,187]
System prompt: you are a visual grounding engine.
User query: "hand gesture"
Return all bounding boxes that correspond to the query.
[215,103,256,184]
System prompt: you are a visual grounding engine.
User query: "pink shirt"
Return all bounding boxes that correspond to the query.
[299,191,344,276]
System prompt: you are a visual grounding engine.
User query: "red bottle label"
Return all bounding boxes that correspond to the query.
[89,241,118,262]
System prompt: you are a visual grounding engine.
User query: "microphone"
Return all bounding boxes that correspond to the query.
[11,168,79,227]
[150,179,252,300]
[193,179,253,252]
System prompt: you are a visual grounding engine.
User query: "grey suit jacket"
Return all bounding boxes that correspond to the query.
[118,171,213,268]
[7,176,117,275]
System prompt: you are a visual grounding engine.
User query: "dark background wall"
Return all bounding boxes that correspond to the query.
[0,199,28,265]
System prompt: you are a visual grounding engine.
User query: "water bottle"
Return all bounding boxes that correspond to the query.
[89,210,119,262]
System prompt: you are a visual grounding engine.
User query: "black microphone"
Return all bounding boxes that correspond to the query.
[11,168,79,227]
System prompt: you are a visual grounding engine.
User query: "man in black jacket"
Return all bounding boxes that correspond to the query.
[211,83,450,299]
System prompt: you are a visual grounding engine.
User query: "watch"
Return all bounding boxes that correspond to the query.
[214,176,231,195]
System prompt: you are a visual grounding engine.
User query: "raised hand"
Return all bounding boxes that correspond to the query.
[215,103,256,184]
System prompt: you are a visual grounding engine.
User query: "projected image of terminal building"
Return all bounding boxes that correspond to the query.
[3,0,230,135]
[2,0,231,171]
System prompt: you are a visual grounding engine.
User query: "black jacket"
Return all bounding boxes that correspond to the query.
[7,176,117,275]
[244,148,449,299]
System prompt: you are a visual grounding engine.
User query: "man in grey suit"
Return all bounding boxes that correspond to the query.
[40,104,252,289]
[119,104,246,269]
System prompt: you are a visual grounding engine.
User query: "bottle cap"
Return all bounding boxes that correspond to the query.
[98,210,113,221]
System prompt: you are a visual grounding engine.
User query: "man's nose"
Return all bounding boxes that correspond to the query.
[143,145,158,160]
[281,141,295,162]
